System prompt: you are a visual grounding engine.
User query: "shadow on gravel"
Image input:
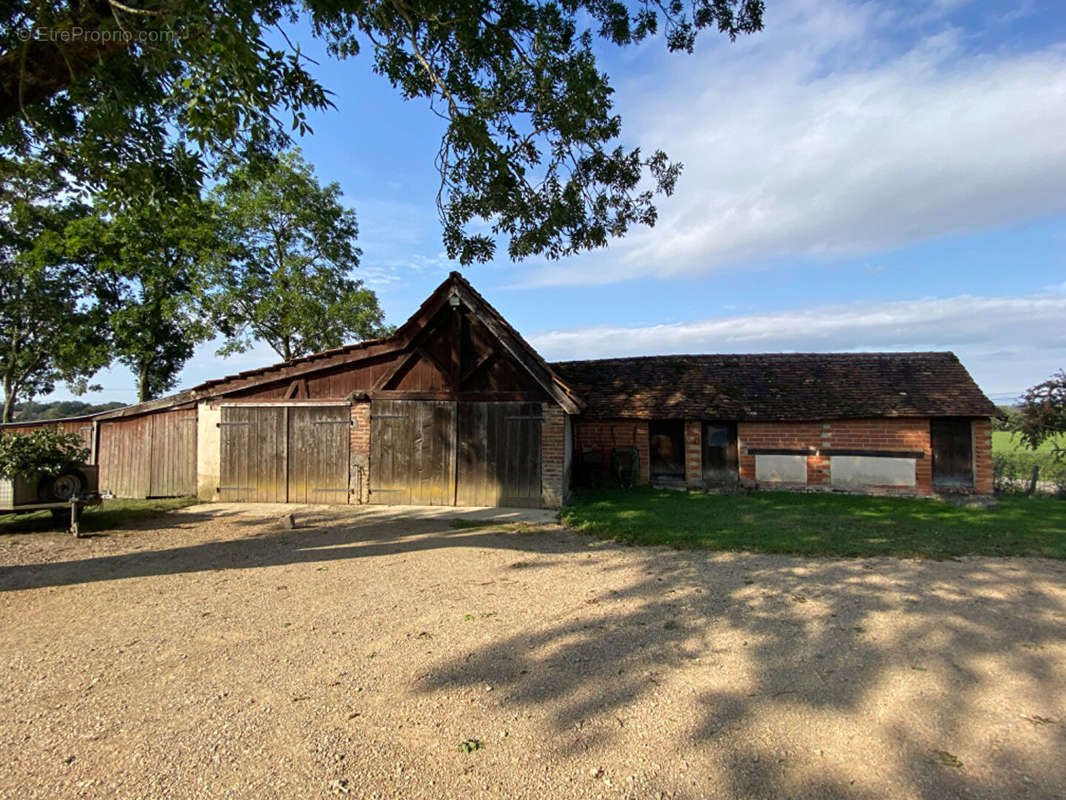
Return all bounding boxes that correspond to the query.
[0,506,564,593]
[416,551,1066,800]
[3,506,1065,800]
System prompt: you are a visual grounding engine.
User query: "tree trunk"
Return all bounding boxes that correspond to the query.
[138,364,152,403]
[1,385,14,423]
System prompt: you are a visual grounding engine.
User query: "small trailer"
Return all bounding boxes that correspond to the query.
[0,465,101,537]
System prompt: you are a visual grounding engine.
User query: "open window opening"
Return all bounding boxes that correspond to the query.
[649,420,685,483]
[702,421,739,483]
[931,417,974,490]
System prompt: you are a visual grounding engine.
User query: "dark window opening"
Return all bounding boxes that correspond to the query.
[703,422,739,483]
[931,418,974,489]
[649,420,685,482]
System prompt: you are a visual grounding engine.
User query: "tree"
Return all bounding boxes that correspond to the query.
[1015,370,1066,460]
[1,0,764,263]
[0,162,109,422]
[67,195,223,401]
[210,150,387,362]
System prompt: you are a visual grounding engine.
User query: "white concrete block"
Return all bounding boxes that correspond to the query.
[755,454,807,484]
[831,455,916,488]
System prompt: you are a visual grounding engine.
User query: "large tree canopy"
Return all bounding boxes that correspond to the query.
[66,195,223,401]
[210,149,388,362]
[1015,370,1066,460]
[0,161,110,421]
[1,0,764,262]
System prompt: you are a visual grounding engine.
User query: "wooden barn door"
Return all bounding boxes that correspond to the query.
[457,402,542,507]
[220,405,351,504]
[931,418,974,489]
[219,407,287,502]
[287,406,351,504]
[148,409,197,497]
[369,399,456,505]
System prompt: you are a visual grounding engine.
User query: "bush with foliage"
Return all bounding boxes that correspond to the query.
[0,429,90,481]
[993,444,1066,498]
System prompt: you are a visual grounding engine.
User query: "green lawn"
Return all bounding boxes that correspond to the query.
[561,488,1066,559]
[0,497,198,536]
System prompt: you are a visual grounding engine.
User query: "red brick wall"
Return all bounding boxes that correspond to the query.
[572,419,651,486]
[541,405,567,507]
[973,418,993,494]
[350,402,371,504]
[737,422,823,486]
[685,421,702,486]
[738,418,936,494]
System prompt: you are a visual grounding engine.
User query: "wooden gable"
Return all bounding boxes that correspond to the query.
[373,302,550,401]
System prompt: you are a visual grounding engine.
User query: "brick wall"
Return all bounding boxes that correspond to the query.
[572,419,651,486]
[738,418,935,494]
[541,404,567,507]
[973,418,993,494]
[685,421,702,486]
[350,402,370,504]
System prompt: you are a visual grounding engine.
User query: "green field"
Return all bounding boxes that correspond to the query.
[562,488,1066,559]
[992,430,1066,492]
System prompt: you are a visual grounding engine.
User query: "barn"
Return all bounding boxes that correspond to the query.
[0,273,999,506]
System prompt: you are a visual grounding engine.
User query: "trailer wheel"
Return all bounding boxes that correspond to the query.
[38,471,87,503]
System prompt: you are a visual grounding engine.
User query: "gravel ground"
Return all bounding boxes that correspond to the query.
[1,503,1064,800]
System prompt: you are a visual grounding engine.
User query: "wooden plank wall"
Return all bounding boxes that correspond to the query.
[219,406,286,503]
[370,399,456,505]
[288,406,350,503]
[457,402,542,507]
[97,416,152,498]
[97,409,198,498]
[0,419,94,453]
[149,408,197,497]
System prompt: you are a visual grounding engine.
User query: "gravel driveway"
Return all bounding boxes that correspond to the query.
[1,503,1064,800]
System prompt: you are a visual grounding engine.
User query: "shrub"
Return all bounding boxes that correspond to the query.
[993,446,1066,497]
[0,429,90,481]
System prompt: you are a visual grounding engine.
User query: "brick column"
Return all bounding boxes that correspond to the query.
[808,422,832,486]
[350,402,371,504]
[973,418,993,495]
[541,404,566,508]
[685,421,702,486]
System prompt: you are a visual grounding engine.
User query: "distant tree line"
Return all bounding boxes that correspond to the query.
[11,400,126,422]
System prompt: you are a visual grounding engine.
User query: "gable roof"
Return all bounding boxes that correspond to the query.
[550,352,998,421]
[90,272,583,420]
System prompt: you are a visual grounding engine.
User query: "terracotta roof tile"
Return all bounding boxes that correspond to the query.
[550,352,998,421]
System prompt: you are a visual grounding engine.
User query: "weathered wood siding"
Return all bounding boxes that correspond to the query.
[98,409,197,498]
[369,399,456,505]
[149,408,197,497]
[457,402,542,507]
[219,406,287,503]
[287,406,351,504]
[0,419,95,452]
[219,405,352,503]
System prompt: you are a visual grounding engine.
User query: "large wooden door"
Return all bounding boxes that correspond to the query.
[219,407,287,502]
[370,399,457,505]
[219,405,351,503]
[149,409,197,497]
[287,406,351,503]
[457,402,542,507]
[931,418,974,489]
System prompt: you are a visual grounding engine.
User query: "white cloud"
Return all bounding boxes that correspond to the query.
[526,0,1066,286]
[530,292,1066,395]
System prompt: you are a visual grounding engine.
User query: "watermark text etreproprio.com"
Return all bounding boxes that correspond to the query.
[17,27,180,44]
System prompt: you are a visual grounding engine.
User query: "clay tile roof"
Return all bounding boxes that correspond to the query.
[550,352,998,421]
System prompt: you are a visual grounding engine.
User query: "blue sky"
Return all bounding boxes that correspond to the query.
[65,0,1066,405]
